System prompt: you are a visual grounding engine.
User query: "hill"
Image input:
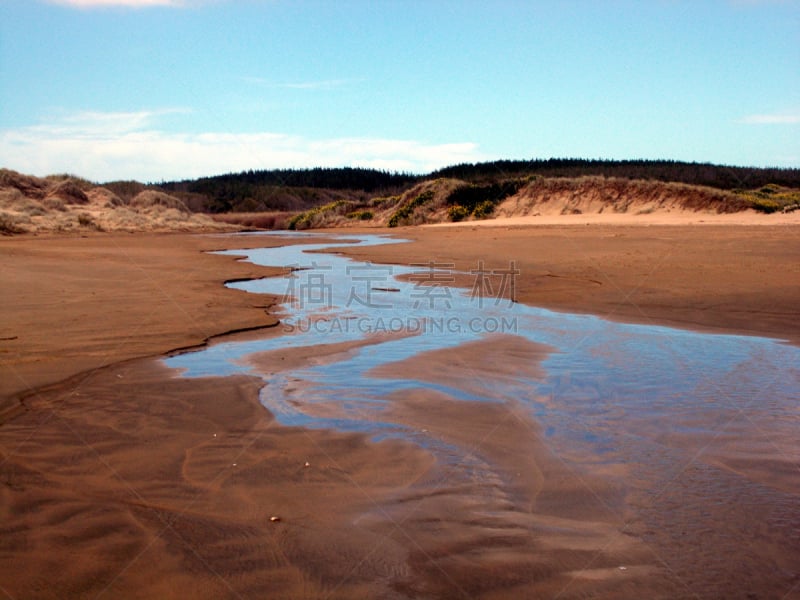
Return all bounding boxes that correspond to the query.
[157,160,800,218]
[2,160,799,234]
[283,175,800,230]
[0,169,233,235]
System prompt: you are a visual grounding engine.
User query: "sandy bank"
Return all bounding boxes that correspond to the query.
[0,232,331,418]
[338,221,800,344]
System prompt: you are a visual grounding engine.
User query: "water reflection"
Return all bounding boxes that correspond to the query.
[165,232,799,482]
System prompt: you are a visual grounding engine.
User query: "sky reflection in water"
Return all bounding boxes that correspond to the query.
[165,232,799,464]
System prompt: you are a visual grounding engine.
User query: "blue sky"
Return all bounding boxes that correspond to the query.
[1,0,798,182]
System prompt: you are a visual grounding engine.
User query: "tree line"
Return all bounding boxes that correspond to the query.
[430,159,800,190]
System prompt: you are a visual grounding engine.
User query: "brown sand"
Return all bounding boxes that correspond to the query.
[0,232,344,417]
[0,360,435,599]
[0,334,678,599]
[1,222,798,598]
[338,221,800,344]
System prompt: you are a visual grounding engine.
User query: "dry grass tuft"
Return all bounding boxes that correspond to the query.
[129,190,190,213]
[0,211,29,235]
[44,173,94,188]
[86,187,124,208]
[0,169,49,199]
[0,188,48,216]
[46,179,90,205]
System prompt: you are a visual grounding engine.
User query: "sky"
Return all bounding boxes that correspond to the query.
[1,0,798,182]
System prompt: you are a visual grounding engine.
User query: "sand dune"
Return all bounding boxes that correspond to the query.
[0,169,232,234]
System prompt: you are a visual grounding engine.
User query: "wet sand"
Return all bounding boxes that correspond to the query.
[338,221,800,344]
[1,223,798,598]
[0,359,435,599]
[0,334,679,599]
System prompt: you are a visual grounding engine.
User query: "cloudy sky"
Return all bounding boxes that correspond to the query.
[1,0,798,182]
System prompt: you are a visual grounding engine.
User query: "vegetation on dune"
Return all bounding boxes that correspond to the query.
[103,180,150,202]
[120,161,800,222]
[735,184,800,213]
[388,190,436,227]
[212,212,292,230]
[128,190,191,213]
[0,212,26,235]
[44,173,95,190]
[2,160,799,235]
[430,159,800,191]
[347,210,374,221]
[368,195,401,208]
[46,179,90,205]
[471,200,496,219]
[77,213,103,231]
[287,199,357,230]
[0,168,51,199]
[494,176,755,217]
[444,178,527,221]
[0,169,231,234]
[447,205,470,222]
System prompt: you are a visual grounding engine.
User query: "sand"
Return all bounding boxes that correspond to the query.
[0,232,328,417]
[1,219,798,598]
[339,219,800,344]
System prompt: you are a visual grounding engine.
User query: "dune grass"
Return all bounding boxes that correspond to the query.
[0,169,232,234]
[735,184,800,213]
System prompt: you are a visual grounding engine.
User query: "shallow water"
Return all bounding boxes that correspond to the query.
[167,232,799,466]
[165,231,800,593]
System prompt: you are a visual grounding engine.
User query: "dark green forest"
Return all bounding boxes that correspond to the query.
[430,159,800,189]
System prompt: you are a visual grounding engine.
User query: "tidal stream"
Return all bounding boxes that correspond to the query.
[165,231,800,595]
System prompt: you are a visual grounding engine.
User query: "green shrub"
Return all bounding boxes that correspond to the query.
[347,210,373,221]
[369,195,400,207]
[446,179,524,212]
[286,213,304,230]
[756,184,782,195]
[735,184,800,213]
[388,190,435,227]
[448,205,469,222]
[748,199,781,213]
[287,199,355,230]
[471,200,495,219]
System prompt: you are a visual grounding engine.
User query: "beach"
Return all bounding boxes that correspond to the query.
[1,219,798,598]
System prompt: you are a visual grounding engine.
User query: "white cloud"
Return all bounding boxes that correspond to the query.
[739,113,800,125]
[29,109,191,137]
[0,111,485,182]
